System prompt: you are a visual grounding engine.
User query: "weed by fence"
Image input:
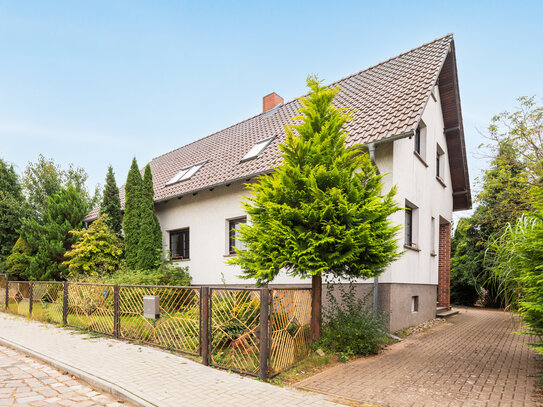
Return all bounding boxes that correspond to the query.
[0,274,312,379]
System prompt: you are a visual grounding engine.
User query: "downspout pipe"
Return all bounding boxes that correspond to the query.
[368,142,380,318]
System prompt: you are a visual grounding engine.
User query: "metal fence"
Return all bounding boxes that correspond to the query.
[0,274,312,379]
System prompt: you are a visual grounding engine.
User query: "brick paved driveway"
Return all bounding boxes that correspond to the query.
[297,308,541,407]
[0,345,124,406]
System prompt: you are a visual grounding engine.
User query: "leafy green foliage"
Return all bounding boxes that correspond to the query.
[21,185,88,281]
[96,263,191,286]
[451,97,541,306]
[137,165,163,270]
[314,284,389,356]
[489,192,543,353]
[99,166,122,235]
[229,76,400,283]
[63,215,123,277]
[123,158,143,270]
[5,237,32,279]
[22,154,99,217]
[0,158,27,264]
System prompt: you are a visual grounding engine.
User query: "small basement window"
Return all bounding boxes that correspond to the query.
[228,217,247,254]
[170,228,190,260]
[241,137,274,162]
[166,162,205,186]
[411,296,419,312]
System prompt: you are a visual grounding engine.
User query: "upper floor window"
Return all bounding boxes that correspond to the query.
[166,162,206,186]
[241,137,274,162]
[229,217,247,254]
[414,122,427,161]
[170,228,190,260]
[436,143,445,182]
[405,200,419,249]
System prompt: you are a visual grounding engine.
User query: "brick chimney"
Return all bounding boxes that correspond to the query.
[262,92,284,113]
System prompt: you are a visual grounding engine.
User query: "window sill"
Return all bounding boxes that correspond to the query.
[223,253,237,258]
[404,244,421,252]
[430,251,437,257]
[414,151,428,167]
[436,176,446,188]
[172,258,191,262]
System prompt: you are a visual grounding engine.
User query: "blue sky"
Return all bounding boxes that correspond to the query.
[1,1,542,217]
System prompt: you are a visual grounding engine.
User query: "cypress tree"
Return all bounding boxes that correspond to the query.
[137,165,163,270]
[99,165,122,236]
[229,76,401,338]
[123,158,143,270]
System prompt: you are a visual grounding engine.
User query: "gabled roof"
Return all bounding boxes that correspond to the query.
[84,34,471,221]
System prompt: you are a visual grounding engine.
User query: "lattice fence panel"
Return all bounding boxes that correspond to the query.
[67,283,114,335]
[7,281,31,317]
[119,286,200,354]
[269,289,312,375]
[210,289,261,375]
[32,282,64,323]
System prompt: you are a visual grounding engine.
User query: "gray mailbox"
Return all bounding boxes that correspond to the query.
[143,295,160,319]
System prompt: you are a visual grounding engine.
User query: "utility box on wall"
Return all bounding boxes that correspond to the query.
[143,295,160,319]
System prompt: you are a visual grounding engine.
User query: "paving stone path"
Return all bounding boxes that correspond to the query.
[297,308,541,407]
[0,345,124,406]
[0,314,341,407]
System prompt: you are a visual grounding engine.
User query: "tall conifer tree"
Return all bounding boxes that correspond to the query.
[229,77,400,338]
[137,165,163,270]
[123,158,143,269]
[99,166,122,236]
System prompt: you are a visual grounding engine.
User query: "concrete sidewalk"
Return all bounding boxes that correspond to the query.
[0,314,341,407]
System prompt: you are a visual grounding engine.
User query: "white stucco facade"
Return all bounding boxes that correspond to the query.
[155,85,453,289]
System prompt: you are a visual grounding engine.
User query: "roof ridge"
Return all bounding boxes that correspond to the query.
[152,34,454,163]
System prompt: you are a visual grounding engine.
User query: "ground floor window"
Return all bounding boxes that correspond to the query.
[229,217,247,254]
[170,228,190,260]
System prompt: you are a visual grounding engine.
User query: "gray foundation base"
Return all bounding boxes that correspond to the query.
[271,282,437,333]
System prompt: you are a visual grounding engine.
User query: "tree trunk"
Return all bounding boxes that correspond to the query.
[311,274,322,341]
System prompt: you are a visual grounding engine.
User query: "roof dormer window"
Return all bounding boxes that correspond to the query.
[166,162,205,186]
[241,137,274,162]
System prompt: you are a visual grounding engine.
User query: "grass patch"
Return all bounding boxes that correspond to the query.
[270,353,337,386]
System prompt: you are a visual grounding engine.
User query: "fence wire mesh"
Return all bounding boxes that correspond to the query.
[31,282,64,324]
[119,285,200,354]
[7,281,31,317]
[67,283,115,335]
[210,288,261,375]
[269,289,312,375]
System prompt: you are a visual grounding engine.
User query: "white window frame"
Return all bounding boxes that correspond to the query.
[241,137,274,162]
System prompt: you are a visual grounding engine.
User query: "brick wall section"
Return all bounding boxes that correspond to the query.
[438,223,451,309]
[262,92,284,112]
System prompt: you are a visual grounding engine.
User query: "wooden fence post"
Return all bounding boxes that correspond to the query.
[62,282,68,325]
[201,287,210,366]
[28,282,33,318]
[311,274,322,341]
[259,288,270,381]
[4,274,8,311]
[114,285,120,337]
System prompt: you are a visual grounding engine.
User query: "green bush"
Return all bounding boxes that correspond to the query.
[314,283,389,357]
[103,263,191,286]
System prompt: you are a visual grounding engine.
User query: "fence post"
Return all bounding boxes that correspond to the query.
[62,282,68,325]
[29,282,33,318]
[259,288,270,381]
[114,285,120,337]
[4,274,8,311]
[201,286,210,366]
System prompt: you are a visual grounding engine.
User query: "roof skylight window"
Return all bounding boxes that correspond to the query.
[166,162,205,186]
[241,137,274,162]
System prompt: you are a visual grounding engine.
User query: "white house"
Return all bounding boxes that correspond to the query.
[85,34,471,331]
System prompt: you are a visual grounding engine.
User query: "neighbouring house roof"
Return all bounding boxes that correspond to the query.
[84,34,471,222]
